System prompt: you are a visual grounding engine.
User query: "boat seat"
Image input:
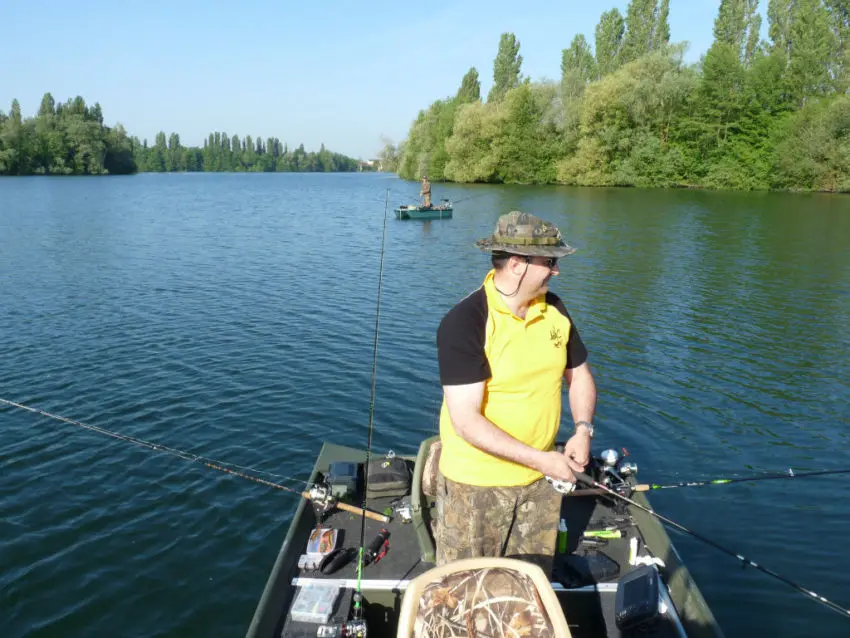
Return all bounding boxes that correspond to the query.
[410,436,441,563]
[396,557,572,638]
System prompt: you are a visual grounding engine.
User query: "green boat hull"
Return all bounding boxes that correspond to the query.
[394,205,453,220]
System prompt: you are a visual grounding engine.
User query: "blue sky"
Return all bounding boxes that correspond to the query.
[2,1,767,159]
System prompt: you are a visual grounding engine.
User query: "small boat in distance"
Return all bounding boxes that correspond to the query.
[394,198,453,220]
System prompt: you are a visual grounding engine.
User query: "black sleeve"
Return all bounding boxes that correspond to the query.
[546,293,589,370]
[436,288,491,385]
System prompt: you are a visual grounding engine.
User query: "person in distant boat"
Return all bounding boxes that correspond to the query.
[434,210,597,574]
[420,176,432,208]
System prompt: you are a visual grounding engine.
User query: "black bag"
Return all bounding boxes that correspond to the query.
[366,455,411,499]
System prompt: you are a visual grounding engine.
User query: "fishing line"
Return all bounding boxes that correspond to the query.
[0,398,312,491]
[634,468,850,492]
[352,188,390,622]
[449,192,487,205]
[573,470,850,620]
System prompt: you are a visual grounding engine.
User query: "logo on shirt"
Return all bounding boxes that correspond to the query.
[550,327,564,348]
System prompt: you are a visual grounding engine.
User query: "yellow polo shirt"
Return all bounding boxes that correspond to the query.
[436,269,588,487]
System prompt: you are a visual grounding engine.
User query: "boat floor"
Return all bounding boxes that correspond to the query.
[281,469,688,637]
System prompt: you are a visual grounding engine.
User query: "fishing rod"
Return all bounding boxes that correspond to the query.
[348,188,391,636]
[569,469,850,620]
[381,188,485,206]
[0,398,389,523]
[633,468,850,492]
[449,192,488,205]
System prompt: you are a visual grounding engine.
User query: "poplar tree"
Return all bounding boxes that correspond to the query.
[488,33,523,102]
[595,9,626,76]
[715,0,762,64]
[786,0,837,101]
[620,0,659,64]
[457,67,481,103]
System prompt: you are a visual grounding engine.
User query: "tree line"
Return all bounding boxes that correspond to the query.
[0,94,360,175]
[383,0,850,192]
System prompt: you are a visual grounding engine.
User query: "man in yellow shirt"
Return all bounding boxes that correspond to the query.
[435,210,597,572]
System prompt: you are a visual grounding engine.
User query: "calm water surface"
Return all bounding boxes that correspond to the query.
[1,173,849,637]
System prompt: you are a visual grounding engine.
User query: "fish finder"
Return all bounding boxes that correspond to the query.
[614,564,660,630]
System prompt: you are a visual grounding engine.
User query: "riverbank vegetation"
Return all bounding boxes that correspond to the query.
[388,0,850,192]
[0,95,359,175]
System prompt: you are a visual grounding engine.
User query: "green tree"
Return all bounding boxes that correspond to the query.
[715,0,750,57]
[488,33,523,102]
[653,0,670,50]
[104,124,137,175]
[744,9,763,66]
[245,134,255,169]
[148,131,167,172]
[560,34,597,150]
[456,67,481,103]
[595,9,626,76]
[620,0,664,64]
[444,101,505,182]
[38,92,56,117]
[0,99,26,174]
[377,135,400,172]
[397,98,459,180]
[167,133,182,171]
[774,94,850,191]
[558,46,696,187]
[825,0,850,88]
[786,0,838,102]
[768,0,794,60]
[231,134,242,170]
[493,84,558,184]
[562,34,598,92]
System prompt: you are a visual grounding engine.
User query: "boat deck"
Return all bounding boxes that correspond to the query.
[280,468,686,637]
[247,441,723,638]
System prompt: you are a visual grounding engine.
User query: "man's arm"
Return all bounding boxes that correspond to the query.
[444,381,578,481]
[565,361,596,426]
[562,361,597,472]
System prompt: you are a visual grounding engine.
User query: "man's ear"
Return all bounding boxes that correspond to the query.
[509,255,527,275]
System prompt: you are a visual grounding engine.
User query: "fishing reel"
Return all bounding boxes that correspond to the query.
[545,475,576,495]
[597,449,638,494]
[316,620,367,637]
[309,483,337,519]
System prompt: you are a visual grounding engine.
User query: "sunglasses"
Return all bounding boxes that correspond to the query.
[525,256,558,269]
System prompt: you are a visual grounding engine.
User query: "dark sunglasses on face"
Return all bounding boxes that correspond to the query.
[525,256,558,268]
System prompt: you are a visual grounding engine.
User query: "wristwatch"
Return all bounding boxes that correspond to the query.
[575,420,594,438]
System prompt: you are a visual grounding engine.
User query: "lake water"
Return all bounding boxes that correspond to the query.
[1,173,849,637]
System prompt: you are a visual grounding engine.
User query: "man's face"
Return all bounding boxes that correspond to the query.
[521,255,560,297]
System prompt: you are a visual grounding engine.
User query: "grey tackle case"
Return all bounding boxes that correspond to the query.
[365,455,411,499]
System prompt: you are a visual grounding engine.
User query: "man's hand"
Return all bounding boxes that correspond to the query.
[536,450,577,483]
[563,430,591,474]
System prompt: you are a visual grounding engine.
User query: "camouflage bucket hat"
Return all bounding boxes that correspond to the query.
[475,211,577,258]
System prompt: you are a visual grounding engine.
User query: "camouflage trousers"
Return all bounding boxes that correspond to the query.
[434,474,561,576]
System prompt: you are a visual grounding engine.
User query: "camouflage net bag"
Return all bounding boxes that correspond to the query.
[421,440,442,498]
[413,567,555,637]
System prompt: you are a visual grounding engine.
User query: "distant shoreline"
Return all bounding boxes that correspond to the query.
[0,93,368,177]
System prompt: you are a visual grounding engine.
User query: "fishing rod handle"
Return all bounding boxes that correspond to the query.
[572,470,595,487]
[300,491,391,523]
[339,501,391,523]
